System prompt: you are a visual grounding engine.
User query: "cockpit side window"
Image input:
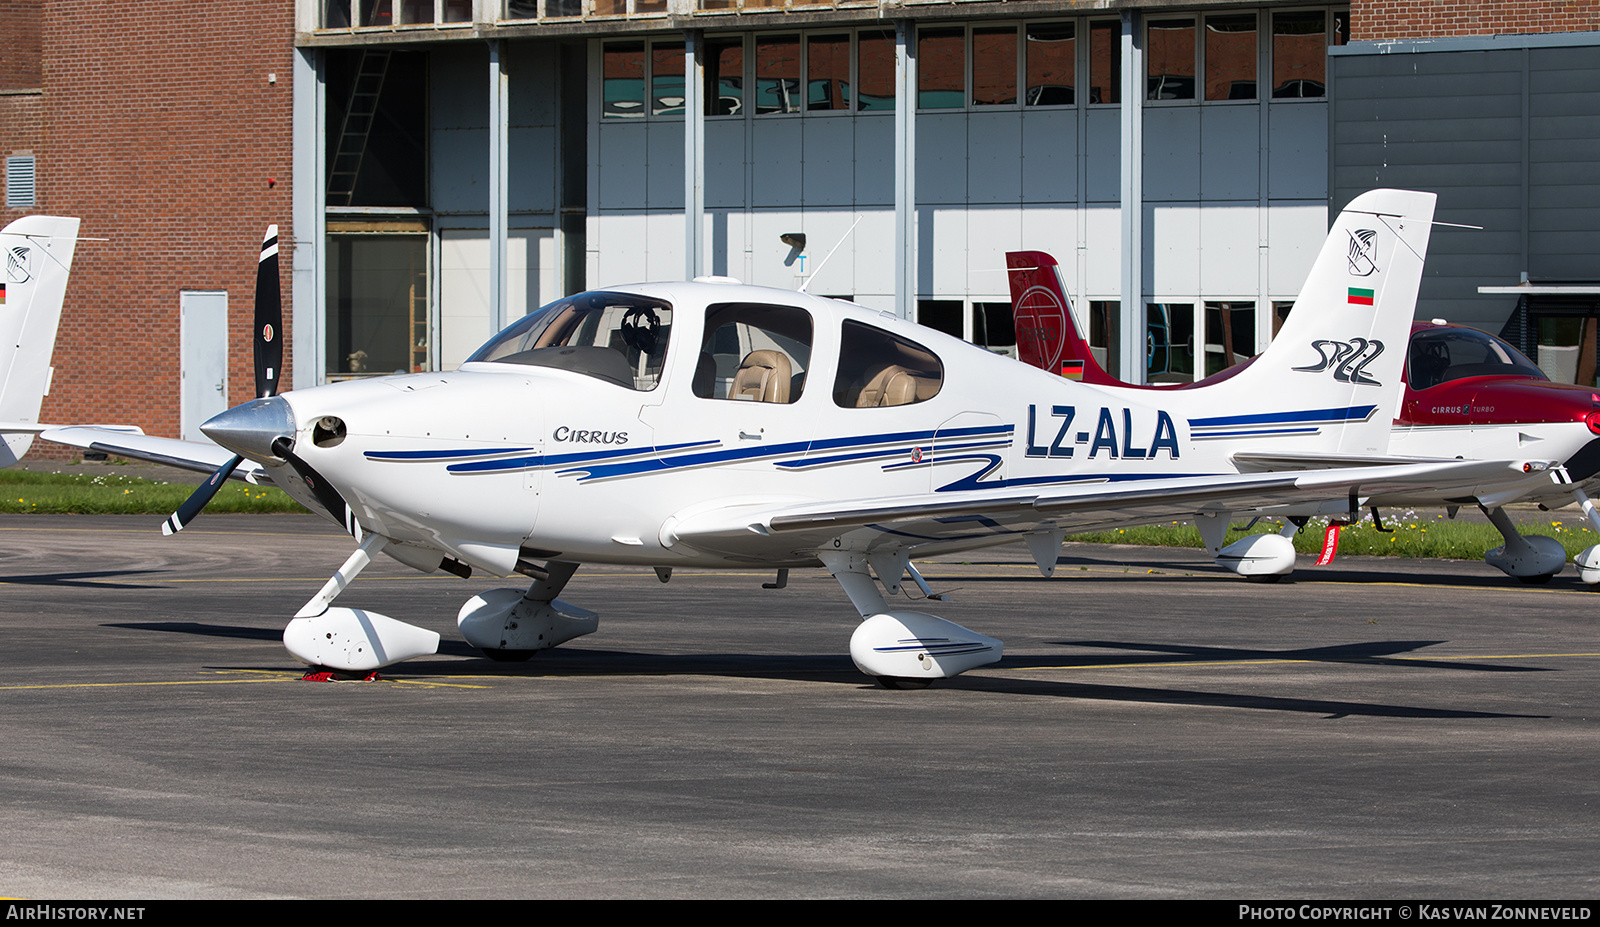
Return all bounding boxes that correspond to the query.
[693,302,814,404]
[832,319,944,408]
[1407,327,1545,390]
[464,292,673,391]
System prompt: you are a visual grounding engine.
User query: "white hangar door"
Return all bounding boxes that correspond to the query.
[180,290,229,443]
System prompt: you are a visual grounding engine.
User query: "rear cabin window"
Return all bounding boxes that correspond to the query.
[832,320,944,408]
[1407,327,1544,391]
[693,302,814,404]
[465,292,673,391]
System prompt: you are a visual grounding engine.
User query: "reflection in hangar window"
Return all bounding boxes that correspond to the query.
[834,320,944,408]
[1408,327,1545,391]
[465,292,673,391]
[694,303,814,403]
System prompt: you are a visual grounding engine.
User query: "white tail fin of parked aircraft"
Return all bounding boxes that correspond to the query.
[0,215,81,466]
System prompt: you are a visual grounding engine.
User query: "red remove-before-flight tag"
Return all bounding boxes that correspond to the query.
[1315,524,1342,566]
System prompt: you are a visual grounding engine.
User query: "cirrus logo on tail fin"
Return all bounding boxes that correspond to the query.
[1347,229,1378,277]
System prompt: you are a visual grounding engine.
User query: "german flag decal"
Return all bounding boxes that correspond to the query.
[1347,287,1375,306]
[1060,359,1084,380]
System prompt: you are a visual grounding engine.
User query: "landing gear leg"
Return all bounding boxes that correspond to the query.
[1566,484,1600,585]
[282,533,442,672]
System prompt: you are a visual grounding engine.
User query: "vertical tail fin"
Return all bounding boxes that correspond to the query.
[1192,189,1437,455]
[1004,251,1121,386]
[0,216,81,465]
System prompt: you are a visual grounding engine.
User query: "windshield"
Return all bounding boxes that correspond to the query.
[1407,326,1545,390]
[465,291,673,391]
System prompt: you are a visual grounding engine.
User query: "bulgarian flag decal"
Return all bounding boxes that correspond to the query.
[1347,286,1375,306]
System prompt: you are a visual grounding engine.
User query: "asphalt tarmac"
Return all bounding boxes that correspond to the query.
[2,514,1597,899]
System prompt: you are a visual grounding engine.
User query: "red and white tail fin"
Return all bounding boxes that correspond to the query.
[0,215,80,466]
[1004,251,1122,386]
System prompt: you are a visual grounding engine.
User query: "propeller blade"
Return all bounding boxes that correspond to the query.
[254,225,283,399]
[162,454,243,536]
[273,436,362,539]
[161,224,281,536]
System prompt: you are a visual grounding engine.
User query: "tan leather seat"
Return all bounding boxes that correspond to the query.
[732,350,793,403]
[855,365,919,407]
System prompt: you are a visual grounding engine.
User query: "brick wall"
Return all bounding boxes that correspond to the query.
[2,1,44,229]
[32,0,295,454]
[1353,0,1600,41]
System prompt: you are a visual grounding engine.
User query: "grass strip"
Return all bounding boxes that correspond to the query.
[1070,512,1599,559]
[0,469,306,515]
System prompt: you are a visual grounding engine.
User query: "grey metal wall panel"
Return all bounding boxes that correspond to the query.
[854,115,894,206]
[645,121,684,210]
[1200,105,1260,201]
[1084,107,1120,203]
[1020,107,1075,204]
[1266,102,1327,200]
[802,117,855,207]
[597,122,647,209]
[751,119,802,207]
[967,110,1023,205]
[1143,106,1200,201]
[431,45,489,215]
[1333,42,1600,328]
[916,113,968,205]
[704,120,746,209]
[509,126,557,214]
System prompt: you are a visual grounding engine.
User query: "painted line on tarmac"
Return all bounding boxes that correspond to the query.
[0,668,493,691]
[1045,652,1600,671]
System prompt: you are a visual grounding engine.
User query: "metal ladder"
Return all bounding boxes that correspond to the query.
[326,50,391,206]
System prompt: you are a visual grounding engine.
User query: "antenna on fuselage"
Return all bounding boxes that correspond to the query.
[797,214,864,294]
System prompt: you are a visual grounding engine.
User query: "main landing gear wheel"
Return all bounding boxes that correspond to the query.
[1247,574,1284,584]
[481,648,537,662]
[1517,573,1557,586]
[876,676,934,691]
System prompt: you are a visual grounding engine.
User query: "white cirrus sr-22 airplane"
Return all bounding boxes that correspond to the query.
[42,190,1568,687]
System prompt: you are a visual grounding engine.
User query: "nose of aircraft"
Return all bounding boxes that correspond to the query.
[201,396,297,461]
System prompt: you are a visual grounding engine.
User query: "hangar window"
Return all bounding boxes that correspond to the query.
[1272,11,1325,97]
[694,303,814,403]
[707,36,744,115]
[857,30,895,111]
[834,320,944,409]
[327,229,431,379]
[918,27,965,109]
[465,292,674,391]
[1147,18,1196,100]
[972,26,1017,106]
[1025,22,1074,106]
[323,0,471,27]
[808,34,850,111]
[1205,14,1257,101]
[756,35,801,115]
